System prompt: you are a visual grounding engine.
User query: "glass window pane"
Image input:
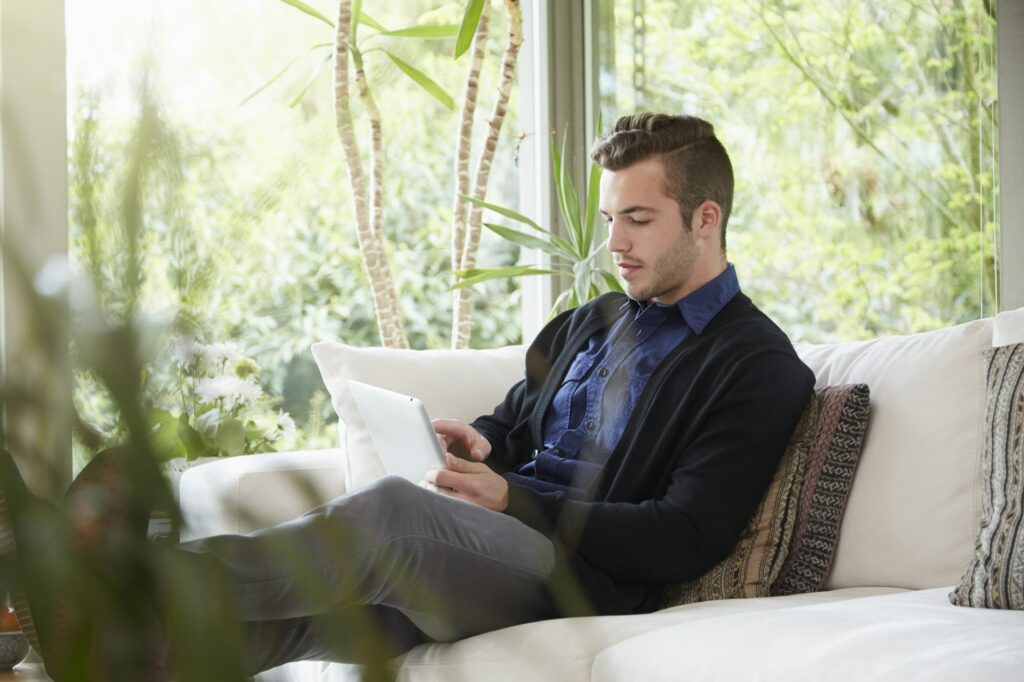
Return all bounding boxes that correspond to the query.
[66,0,522,466]
[594,0,999,342]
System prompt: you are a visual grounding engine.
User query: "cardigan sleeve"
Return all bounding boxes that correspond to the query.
[503,350,814,584]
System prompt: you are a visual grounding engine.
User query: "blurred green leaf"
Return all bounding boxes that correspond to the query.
[289,51,333,108]
[455,0,486,58]
[215,419,246,456]
[483,223,563,257]
[177,413,207,461]
[383,25,459,39]
[451,266,565,289]
[384,50,454,110]
[357,10,389,32]
[276,0,333,28]
[462,195,546,233]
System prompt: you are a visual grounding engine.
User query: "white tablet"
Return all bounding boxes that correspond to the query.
[348,380,447,484]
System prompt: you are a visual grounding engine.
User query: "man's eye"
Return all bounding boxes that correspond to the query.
[631,219,650,225]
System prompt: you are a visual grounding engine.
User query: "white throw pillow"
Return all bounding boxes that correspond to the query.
[794,317,992,590]
[311,342,528,490]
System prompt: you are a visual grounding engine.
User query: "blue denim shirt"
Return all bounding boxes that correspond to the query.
[508,264,740,495]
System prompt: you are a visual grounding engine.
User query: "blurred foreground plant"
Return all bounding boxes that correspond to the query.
[1,84,396,681]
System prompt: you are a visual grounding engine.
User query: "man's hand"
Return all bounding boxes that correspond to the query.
[422,452,509,512]
[431,419,492,462]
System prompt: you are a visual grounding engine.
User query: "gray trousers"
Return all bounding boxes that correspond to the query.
[181,475,559,673]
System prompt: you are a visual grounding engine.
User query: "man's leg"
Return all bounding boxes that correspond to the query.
[241,604,424,673]
[181,475,558,671]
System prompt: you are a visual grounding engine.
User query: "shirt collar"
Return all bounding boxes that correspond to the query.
[622,263,740,335]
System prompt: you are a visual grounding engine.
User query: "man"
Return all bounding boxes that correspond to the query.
[1,113,813,677]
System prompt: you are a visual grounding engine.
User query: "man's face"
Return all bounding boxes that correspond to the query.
[599,156,702,305]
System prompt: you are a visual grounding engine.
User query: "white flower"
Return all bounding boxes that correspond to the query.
[265,410,297,443]
[201,341,244,368]
[195,375,263,410]
[171,335,204,371]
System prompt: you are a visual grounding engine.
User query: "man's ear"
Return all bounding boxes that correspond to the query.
[690,200,722,240]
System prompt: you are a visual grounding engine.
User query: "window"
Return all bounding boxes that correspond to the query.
[65,0,522,466]
[593,0,999,342]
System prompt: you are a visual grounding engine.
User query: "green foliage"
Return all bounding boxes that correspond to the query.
[68,1,523,462]
[455,128,623,315]
[596,0,999,341]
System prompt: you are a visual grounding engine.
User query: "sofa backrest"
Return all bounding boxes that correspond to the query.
[315,311,1024,592]
[795,319,992,590]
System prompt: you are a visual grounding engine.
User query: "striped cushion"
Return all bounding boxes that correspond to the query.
[661,384,870,607]
[951,343,1024,610]
[772,384,870,595]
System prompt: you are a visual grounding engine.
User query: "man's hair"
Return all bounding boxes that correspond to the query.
[590,113,734,250]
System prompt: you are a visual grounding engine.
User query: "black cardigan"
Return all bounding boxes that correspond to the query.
[471,292,815,615]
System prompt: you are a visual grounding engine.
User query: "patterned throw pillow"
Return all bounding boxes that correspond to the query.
[661,384,870,608]
[771,384,871,595]
[950,343,1024,610]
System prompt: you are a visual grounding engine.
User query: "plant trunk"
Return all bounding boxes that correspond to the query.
[356,53,409,347]
[334,0,408,348]
[450,1,492,336]
[451,0,524,349]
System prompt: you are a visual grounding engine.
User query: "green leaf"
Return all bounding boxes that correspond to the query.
[383,24,460,39]
[358,11,389,32]
[483,223,564,257]
[450,266,565,290]
[461,195,547,233]
[289,51,333,108]
[148,409,186,462]
[455,0,486,58]
[177,414,208,461]
[550,288,572,316]
[215,419,247,456]
[551,138,583,257]
[600,270,625,293]
[583,160,603,254]
[384,50,454,110]
[276,0,334,28]
[240,44,332,107]
[352,0,364,40]
[485,222,576,257]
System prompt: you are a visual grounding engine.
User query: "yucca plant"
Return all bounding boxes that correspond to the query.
[453,127,623,315]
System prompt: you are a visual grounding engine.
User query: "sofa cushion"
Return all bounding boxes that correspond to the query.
[772,383,870,595]
[310,342,527,490]
[254,588,905,682]
[592,588,1024,682]
[794,317,992,590]
[950,342,1024,610]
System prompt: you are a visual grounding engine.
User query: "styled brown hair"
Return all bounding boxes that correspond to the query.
[590,113,734,250]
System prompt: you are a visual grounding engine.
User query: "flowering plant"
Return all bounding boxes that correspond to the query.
[148,337,296,460]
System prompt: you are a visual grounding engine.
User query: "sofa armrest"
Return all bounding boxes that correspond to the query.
[178,448,347,542]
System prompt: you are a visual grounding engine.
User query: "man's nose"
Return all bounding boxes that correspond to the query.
[607,219,627,254]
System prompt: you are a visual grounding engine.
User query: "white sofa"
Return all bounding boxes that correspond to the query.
[179,309,1024,681]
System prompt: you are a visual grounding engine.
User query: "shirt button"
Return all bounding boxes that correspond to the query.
[598,367,609,378]
[586,420,596,431]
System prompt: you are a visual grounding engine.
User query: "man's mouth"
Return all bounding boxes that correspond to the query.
[617,263,641,278]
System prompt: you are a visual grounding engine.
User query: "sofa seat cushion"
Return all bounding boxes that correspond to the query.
[591,587,1024,682]
[255,588,903,682]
